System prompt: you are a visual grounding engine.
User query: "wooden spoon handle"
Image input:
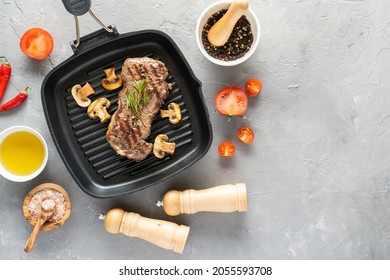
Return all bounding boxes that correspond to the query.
[24,216,47,253]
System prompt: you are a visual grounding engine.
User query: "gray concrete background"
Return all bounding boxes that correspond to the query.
[0,0,389,260]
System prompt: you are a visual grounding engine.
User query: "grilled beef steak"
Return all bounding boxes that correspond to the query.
[106,57,170,162]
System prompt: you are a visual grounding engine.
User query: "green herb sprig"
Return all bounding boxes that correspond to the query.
[126,78,149,121]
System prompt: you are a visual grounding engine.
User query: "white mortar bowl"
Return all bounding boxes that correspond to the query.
[0,126,48,182]
[196,0,260,66]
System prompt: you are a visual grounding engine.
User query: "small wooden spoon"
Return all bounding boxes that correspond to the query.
[208,0,249,46]
[24,202,54,253]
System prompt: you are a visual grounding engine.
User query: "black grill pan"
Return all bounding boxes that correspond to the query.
[41,23,212,197]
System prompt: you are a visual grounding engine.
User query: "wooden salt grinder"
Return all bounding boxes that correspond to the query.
[161,183,248,216]
[103,209,190,254]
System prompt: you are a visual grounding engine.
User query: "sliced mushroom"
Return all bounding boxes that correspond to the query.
[160,102,182,124]
[102,67,123,91]
[71,82,95,107]
[153,134,176,159]
[87,98,111,123]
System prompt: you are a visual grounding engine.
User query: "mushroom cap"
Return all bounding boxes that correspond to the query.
[153,134,175,158]
[168,103,181,124]
[153,134,168,158]
[160,102,182,124]
[102,67,123,91]
[155,134,169,144]
[71,83,95,107]
[87,98,111,123]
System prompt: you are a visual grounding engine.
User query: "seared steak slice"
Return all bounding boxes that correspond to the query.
[106,57,170,162]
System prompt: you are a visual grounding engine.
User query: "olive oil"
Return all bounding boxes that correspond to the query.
[0,131,45,175]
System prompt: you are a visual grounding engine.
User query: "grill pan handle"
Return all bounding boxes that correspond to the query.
[70,25,119,54]
[61,0,116,52]
[61,0,91,16]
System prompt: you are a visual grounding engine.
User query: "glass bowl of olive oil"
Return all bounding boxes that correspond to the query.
[0,126,48,182]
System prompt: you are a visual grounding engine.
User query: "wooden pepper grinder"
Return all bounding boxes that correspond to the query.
[158,183,248,216]
[101,208,190,254]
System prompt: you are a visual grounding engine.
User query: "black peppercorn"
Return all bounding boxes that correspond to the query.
[201,9,254,61]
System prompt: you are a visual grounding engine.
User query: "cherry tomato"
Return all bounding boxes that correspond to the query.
[215,86,248,117]
[245,78,262,97]
[20,28,54,60]
[218,141,236,157]
[237,126,255,144]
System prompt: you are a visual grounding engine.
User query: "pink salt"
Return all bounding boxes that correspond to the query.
[28,189,67,222]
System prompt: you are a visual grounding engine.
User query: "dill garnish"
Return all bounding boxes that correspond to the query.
[126,78,149,121]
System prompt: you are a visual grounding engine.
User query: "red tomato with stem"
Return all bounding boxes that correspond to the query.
[245,78,262,97]
[215,87,248,117]
[20,28,54,60]
[237,126,255,144]
[218,141,236,157]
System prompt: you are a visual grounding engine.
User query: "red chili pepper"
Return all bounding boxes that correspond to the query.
[0,56,12,102]
[0,87,30,112]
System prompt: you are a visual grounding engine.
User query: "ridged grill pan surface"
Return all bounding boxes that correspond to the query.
[41,28,212,198]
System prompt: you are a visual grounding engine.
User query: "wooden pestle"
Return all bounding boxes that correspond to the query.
[161,183,248,216]
[207,0,249,46]
[103,208,190,254]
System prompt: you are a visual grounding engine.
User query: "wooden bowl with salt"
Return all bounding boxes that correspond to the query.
[23,183,71,232]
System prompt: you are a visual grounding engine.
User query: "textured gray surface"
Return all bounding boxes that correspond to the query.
[0,0,390,260]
